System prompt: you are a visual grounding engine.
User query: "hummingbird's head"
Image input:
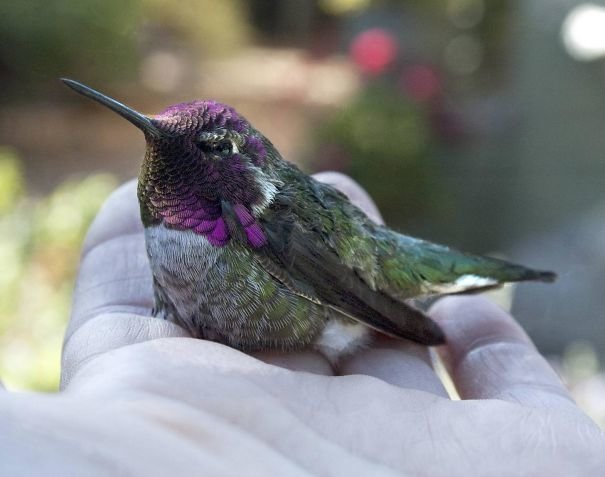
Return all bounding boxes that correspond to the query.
[62,79,281,247]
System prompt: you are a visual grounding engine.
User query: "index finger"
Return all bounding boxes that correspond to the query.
[430,296,576,409]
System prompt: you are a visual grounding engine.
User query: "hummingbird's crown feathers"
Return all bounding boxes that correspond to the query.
[153,100,249,135]
[150,100,267,164]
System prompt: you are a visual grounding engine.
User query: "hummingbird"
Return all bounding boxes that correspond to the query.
[62,79,556,363]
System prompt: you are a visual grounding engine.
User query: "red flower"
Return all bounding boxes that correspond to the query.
[350,28,398,75]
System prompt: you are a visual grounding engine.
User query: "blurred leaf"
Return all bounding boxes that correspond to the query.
[0,148,117,391]
[0,148,24,213]
[35,174,117,248]
[319,0,372,15]
[140,0,251,56]
[0,0,139,96]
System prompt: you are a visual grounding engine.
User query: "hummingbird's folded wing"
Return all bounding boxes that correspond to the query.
[252,176,554,346]
[253,184,447,346]
[256,218,446,345]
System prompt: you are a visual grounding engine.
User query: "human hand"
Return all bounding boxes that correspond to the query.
[3,173,604,476]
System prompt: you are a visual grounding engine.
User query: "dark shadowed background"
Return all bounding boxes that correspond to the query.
[0,0,603,424]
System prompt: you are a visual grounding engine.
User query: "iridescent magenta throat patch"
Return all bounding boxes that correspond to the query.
[152,195,266,248]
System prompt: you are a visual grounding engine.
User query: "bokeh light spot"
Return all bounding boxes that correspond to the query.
[562,3,605,61]
[444,34,483,75]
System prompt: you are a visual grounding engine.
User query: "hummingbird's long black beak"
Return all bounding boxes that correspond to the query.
[61,78,162,137]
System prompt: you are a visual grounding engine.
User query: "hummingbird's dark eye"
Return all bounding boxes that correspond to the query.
[196,138,237,157]
[216,139,233,156]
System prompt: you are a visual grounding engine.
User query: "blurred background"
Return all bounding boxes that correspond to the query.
[0,0,603,425]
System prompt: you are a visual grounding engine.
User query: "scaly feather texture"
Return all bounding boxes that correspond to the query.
[62,79,556,361]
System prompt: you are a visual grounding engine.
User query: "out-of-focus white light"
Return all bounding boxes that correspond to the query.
[562,4,605,61]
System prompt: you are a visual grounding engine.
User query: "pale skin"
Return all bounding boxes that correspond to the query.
[1,173,604,476]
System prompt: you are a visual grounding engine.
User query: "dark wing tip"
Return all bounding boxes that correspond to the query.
[384,303,447,346]
[418,318,447,346]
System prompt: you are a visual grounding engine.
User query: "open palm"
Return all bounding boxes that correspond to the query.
[5,173,602,476]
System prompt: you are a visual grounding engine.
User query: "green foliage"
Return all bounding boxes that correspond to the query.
[0,0,139,95]
[0,0,252,97]
[140,0,251,56]
[316,85,440,227]
[319,0,445,15]
[0,149,117,390]
[0,149,24,213]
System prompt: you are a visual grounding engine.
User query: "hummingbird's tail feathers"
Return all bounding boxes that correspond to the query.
[446,266,555,297]
[420,264,557,297]
[428,257,557,296]
[382,233,557,298]
[516,268,557,283]
[456,255,557,285]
